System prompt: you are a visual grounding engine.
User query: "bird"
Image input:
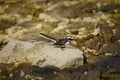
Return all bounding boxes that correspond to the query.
[39,33,74,48]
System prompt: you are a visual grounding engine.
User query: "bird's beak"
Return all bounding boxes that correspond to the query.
[71,38,74,40]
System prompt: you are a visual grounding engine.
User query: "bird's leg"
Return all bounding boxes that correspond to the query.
[60,45,66,50]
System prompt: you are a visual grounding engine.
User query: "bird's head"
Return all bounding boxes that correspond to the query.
[66,36,74,41]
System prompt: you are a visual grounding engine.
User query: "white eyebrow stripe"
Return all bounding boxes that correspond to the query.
[39,34,57,43]
[67,36,73,39]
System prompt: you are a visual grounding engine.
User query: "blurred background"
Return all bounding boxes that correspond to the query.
[0,0,120,80]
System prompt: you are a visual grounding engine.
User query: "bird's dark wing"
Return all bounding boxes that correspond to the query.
[54,39,66,45]
[39,33,57,42]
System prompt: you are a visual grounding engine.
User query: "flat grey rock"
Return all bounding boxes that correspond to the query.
[0,40,84,69]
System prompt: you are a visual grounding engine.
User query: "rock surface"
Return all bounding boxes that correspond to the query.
[0,40,83,69]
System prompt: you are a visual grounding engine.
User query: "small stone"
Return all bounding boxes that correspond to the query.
[20,71,25,76]
[105,53,114,56]
[84,71,88,75]
[9,73,13,78]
